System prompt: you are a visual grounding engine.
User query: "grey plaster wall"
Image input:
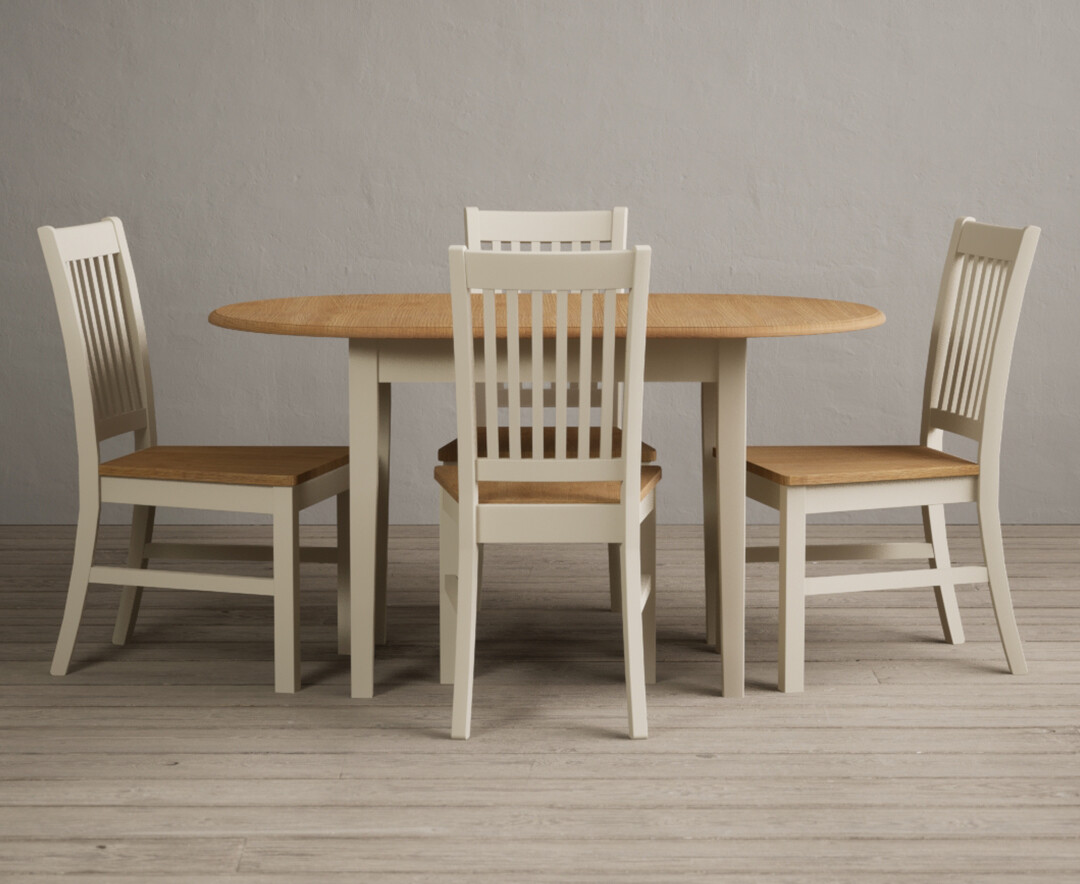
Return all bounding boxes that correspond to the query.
[2,0,1077,525]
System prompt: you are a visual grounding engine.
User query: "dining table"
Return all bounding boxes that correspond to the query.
[209,292,885,699]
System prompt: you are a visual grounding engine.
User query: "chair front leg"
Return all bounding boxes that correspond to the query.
[451,532,480,740]
[439,491,459,685]
[52,505,101,676]
[978,485,1028,675]
[778,487,807,693]
[642,508,657,686]
[273,489,301,693]
[336,491,351,655]
[113,504,155,645]
[922,503,964,645]
[620,531,649,739]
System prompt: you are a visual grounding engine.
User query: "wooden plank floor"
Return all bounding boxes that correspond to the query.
[1,523,1078,882]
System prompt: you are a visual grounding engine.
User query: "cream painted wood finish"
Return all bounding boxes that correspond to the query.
[38,218,350,693]
[452,208,635,615]
[210,288,883,702]
[439,246,657,739]
[745,217,1040,692]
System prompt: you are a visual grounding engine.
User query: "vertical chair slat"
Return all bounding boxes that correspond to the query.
[554,290,568,459]
[599,289,616,459]
[955,255,985,415]
[952,256,984,418]
[944,254,975,415]
[105,251,142,413]
[973,258,1012,422]
[89,254,126,416]
[967,257,997,417]
[531,289,544,459]
[961,257,1000,419]
[99,253,135,413]
[84,256,121,420]
[577,289,594,459]
[72,259,107,419]
[482,289,499,447]
[506,291,522,459]
[939,254,972,413]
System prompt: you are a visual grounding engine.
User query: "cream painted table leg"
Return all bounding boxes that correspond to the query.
[713,339,747,698]
[348,339,383,698]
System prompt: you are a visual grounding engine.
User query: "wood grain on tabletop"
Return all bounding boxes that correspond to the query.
[209,293,885,340]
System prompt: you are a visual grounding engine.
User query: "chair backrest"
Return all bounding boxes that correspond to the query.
[921,217,1040,460]
[39,218,156,495]
[465,207,628,253]
[465,208,629,420]
[448,246,651,501]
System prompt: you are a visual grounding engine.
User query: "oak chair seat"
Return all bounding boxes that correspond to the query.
[437,426,656,463]
[435,463,661,505]
[747,445,979,487]
[100,445,349,486]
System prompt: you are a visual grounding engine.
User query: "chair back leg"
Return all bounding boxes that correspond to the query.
[272,489,301,693]
[112,504,155,645]
[922,503,965,644]
[608,542,622,612]
[778,487,807,693]
[336,492,351,655]
[978,491,1028,675]
[51,505,100,676]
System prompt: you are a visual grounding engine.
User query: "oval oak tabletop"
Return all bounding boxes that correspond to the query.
[209,293,884,340]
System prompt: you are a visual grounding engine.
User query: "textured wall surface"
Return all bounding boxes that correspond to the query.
[2,0,1077,524]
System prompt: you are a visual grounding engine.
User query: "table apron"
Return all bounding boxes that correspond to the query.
[370,338,725,383]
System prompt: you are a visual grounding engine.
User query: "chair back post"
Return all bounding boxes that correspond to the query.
[620,246,652,511]
[39,226,102,512]
[107,217,157,450]
[975,225,1039,466]
[448,245,480,520]
[38,218,159,511]
[919,218,1040,475]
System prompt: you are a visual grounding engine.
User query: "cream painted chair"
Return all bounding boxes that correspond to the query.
[39,217,350,693]
[438,208,655,613]
[745,218,1039,692]
[437,245,658,739]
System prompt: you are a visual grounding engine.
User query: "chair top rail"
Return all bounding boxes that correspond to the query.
[465,207,628,249]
